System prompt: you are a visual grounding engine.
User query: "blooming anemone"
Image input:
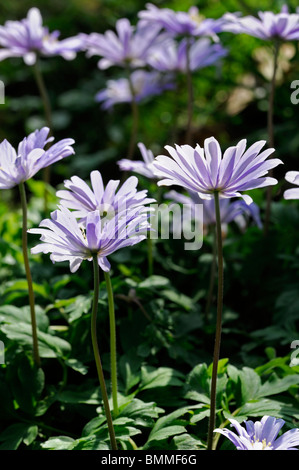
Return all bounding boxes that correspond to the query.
[95,69,174,109]
[214,416,299,450]
[118,142,163,180]
[147,37,227,73]
[223,4,299,41]
[283,171,299,200]
[80,17,161,70]
[0,7,82,65]
[0,127,74,189]
[152,137,283,205]
[29,205,152,273]
[56,170,155,219]
[138,3,224,38]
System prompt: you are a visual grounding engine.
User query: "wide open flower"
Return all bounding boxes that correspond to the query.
[29,205,152,272]
[56,170,155,219]
[95,69,174,109]
[0,127,74,189]
[283,171,299,200]
[0,7,82,65]
[214,415,299,450]
[223,4,299,41]
[152,137,282,205]
[138,3,224,38]
[80,17,161,70]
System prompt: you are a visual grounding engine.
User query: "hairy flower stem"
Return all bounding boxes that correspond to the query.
[104,271,119,418]
[264,41,280,236]
[19,182,41,367]
[91,256,117,450]
[32,58,53,212]
[207,192,224,451]
[185,37,194,145]
[205,225,217,322]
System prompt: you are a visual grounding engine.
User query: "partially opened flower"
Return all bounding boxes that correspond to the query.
[80,17,161,70]
[152,137,282,205]
[223,4,299,41]
[95,69,174,110]
[0,7,82,65]
[214,415,299,450]
[147,37,227,73]
[283,171,299,200]
[118,142,164,180]
[56,170,155,219]
[0,127,75,189]
[29,205,152,273]
[138,3,224,38]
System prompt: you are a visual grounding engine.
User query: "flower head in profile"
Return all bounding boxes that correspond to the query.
[283,171,299,200]
[214,415,299,450]
[80,17,161,70]
[152,137,282,205]
[165,189,262,235]
[118,142,164,180]
[29,205,152,273]
[56,170,155,219]
[95,70,174,110]
[0,7,83,65]
[0,127,75,189]
[138,3,224,38]
[147,37,227,73]
[223,4,299,41]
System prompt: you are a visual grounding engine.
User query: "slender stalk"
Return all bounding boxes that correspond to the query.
[264,41,280,236]
[127,72,139,160]
[91,255,117,450]
[205,225,217,321]
[185,36,194,145]
[103,271,119,417]
[19,182,41,367]
[32,58,53,212]
[207,191,224,451]
[147,235,154,277]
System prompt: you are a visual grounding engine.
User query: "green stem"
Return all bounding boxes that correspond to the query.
[264,41,280,236]
[32,58,53,212]
[207,192,224,451]
[205,225,217,322]
[19,182,41,367]
[104,271,119,418]
[127,72,139,160]
[185,36,194,145]
[91,255,117,450]
[147,236,154,277]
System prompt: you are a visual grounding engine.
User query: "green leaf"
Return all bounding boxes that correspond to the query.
[0,423,38,450]
[41,436,75,450]
[256,373,299,398]
[139,366,185,391]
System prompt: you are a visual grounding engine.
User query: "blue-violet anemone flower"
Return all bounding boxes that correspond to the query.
[0,7,82,65]
[29,205,152,273]
[152,137,283,205]
[283,171,299,200]
[56,170,155,219]
[0,127,74,189]
[214,415,299,450]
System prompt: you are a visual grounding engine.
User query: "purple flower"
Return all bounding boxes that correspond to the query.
[138,3,224,38]
[214,416,299,450]
[80,17,161,70]
[283,171,299,200]
[0,7,83,65]
[223,4,299,41]
[165,189,262,234]
[0,127,74,189]
[56,170,155,219]
[95,70,175,109]
[118,142,164,180]
[147,37,227,73]
[152,137,283,205]
[29,205,151,273]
